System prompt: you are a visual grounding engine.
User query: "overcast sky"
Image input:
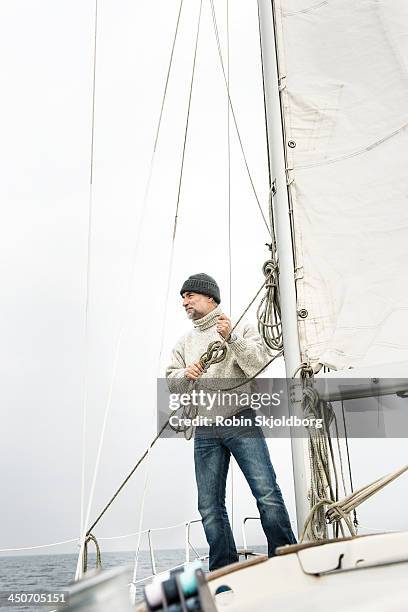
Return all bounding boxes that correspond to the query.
[1,0,407,568]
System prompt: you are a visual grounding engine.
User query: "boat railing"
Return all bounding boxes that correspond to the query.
[142,519,208,581]
[129,515,270,588]
[241,517,264,558]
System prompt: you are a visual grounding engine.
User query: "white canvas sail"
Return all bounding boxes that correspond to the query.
[273,0,408,370]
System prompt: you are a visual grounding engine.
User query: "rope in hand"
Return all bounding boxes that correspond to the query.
[169,257,284,437]
[82,262,284,560]
[169,340,228,439]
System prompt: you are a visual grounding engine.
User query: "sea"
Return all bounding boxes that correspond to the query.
[0,550,202,611]
[0,547,264,611]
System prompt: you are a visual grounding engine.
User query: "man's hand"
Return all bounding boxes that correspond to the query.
[184,361,205,381]
[216,313,232,339]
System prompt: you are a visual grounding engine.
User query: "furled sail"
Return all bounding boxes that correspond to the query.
[274,0,408,370]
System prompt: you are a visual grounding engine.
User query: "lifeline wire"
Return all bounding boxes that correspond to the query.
[1,519,203,553]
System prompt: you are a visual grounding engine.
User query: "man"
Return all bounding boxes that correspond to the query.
[166,273,296,570]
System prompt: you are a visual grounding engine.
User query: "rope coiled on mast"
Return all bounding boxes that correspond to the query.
[257,258,283,351]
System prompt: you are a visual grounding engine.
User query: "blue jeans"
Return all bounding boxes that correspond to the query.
[194,409,296,571]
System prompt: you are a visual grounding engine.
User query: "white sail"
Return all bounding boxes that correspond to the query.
[273,0,408,370]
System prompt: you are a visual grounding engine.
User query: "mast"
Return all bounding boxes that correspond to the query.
[257,0,309,532]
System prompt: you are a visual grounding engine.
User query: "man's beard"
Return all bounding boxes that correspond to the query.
[186,307,200,320]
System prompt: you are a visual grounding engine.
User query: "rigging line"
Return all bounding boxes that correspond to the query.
[3,518,192,554]
[202,349,283,393]
[75,0,186,581]
[173,0,202,240]
[129,6,203,581]
[99,521,190,540]
[268,0,300,275]
[85,350,283,538]
[156,0,203,370]
[225,0,234,535]
[85,418,172,536]
[140,0,185,214]
[357,524,397,534]
[341,399,358,527]
[226,0,232,318]
[130,448,153,603]
[256,0,277,247]
[75,0,99,580]
[131,0,185,588]
[152,0,185,154]
[0,539,78,553]
[84,288,282,537]
[79,0,98,558]
[131,4,202,582]
[209,0,271,238]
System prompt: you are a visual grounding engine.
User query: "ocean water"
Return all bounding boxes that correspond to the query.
[0,546,267,610]
[1,546,268,611]
[0,549,211,611]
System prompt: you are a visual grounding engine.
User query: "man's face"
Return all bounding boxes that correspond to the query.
[182,291,216,320]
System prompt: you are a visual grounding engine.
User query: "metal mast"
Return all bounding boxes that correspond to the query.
[257,0,309,532]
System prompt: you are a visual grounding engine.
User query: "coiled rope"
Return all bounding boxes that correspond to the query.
[257,258,282,351]
[82,533,102,573]
[299,372,408,542]
[168,340,228,440]
[301,462,408,543]
[169,254,283,439]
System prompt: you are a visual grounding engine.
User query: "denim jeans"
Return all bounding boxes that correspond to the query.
[194,409,296,571]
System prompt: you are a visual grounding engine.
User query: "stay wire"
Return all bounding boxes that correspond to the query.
[256,0,277,248]
[226,0,232,318]
[225,0,234,535]
[156,0,203,370]
[131,0,186,590]
[152,0,185,154]
[137,0,185,238]
[341,400,359,528]
[76,0,98,581]
[209,0,272,238]
[84,0,204,543]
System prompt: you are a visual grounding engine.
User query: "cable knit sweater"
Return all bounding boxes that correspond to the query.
[166,304,272,418]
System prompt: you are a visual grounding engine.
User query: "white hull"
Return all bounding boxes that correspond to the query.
[208,531,408,611]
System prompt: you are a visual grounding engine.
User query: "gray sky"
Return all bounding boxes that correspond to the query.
[1,0,407,563]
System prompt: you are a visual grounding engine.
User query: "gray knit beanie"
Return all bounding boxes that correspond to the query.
[180,273,221,304]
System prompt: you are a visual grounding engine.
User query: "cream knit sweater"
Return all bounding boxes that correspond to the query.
[166,304,272,417]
